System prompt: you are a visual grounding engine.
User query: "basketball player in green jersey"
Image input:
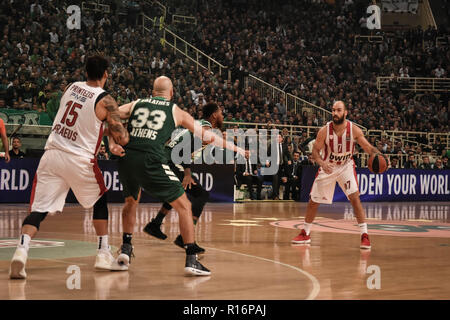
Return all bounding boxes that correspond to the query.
[111,76,246,275]
[143,102,224,255]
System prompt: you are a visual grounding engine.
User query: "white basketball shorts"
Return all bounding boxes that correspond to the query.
[310,161,358,204]
[30,149,107,213]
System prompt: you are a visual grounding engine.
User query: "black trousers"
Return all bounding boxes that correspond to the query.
[237,174,263,200]
[284,177,301,200]
[271,173,281,199]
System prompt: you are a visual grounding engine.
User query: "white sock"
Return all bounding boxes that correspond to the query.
[97,235,109,251]
[18,234,31,252]
[358,223,368,234]
[304,222,312,236]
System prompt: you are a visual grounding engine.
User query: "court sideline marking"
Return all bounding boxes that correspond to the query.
[204,246,321,300]
[1,233,321,299]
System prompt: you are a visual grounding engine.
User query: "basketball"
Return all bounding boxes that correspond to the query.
[368,153,389,174]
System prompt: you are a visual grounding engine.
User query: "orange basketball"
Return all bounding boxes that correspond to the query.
[368,153,389,174]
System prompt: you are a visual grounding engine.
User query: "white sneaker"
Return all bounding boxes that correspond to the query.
[117,253,130,267]
[116,243,134,267]
[95,248,128,271]
[9,247,28,279]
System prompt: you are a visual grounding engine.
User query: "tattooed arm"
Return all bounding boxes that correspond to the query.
[96,94,129,146]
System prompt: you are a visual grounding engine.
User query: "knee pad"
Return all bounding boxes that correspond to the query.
[23,212,48,230]
[163,202,172,211]
[93,193,109,220]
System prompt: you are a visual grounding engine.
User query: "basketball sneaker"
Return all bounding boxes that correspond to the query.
[291,229,311,244]
[9,247,28,279]
[143,220,167,240]
[174,234,184,249]
[95,247,128,271]
[360,233,371,249]
[117,243,134,267]
[175,235,206,256]
[184,254,211,276]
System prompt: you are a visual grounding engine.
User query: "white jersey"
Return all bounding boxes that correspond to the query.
[45,82,106,159]
[321,120,355,166]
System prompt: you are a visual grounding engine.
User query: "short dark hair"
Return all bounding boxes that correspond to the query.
[86,55,109,80]
[202,103,219,119]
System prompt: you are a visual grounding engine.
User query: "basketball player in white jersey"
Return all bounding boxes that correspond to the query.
[9,55,130,279]
[292,101,385,249]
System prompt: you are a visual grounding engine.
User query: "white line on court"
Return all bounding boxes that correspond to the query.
[205,247,321,300]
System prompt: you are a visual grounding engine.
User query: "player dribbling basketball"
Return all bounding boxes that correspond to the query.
[292,101,388,249]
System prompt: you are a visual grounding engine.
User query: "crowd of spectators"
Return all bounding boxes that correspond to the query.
[168,0,450,133]
[0,0,449,171]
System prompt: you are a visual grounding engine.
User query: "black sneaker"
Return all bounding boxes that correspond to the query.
[184,254,211,276]
[143,220,167,240]
[193,243,205,255]
[174,234,184,249]
[175,235,205,255]
[117,243,134,266]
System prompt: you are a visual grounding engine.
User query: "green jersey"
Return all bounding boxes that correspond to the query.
[125,97,176,162]
[165,119,212,163]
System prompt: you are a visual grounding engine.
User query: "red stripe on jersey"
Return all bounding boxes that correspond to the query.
[323,144,328,162]
[329,122,334,153]
[337,134,343,165]
[94,123,104,156]
[29,173,38,212]
[91,158,108,196]
[346,121,351,153]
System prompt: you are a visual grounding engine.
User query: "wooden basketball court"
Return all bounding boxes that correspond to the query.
[0,202,449,300]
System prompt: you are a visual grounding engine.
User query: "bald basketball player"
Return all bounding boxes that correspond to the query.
[110,76,247,275]
[292,101,387,249]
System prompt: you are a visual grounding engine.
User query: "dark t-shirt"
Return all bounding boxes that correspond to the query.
[10,150,26,158]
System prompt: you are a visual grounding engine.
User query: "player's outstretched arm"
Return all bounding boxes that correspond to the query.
[118,100,139,120]
[97,94,129,146]
[173,105,247,157]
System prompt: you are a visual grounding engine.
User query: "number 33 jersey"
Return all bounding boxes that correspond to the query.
[45,82,106,159]
[124,96,177,162]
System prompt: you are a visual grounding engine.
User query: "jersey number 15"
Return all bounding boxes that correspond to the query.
[61,101,83,127]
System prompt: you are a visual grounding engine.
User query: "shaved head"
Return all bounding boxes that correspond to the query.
[153,76,173,100]
[331,100,347,125]
[333,100,346,110]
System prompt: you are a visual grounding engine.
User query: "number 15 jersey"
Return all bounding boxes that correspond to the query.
[45,82,107,159]
[124,96,177,163]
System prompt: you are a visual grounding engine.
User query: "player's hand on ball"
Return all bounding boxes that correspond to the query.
[110,145,125,157]
[244,150,250,159]
[182,175,197,189]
